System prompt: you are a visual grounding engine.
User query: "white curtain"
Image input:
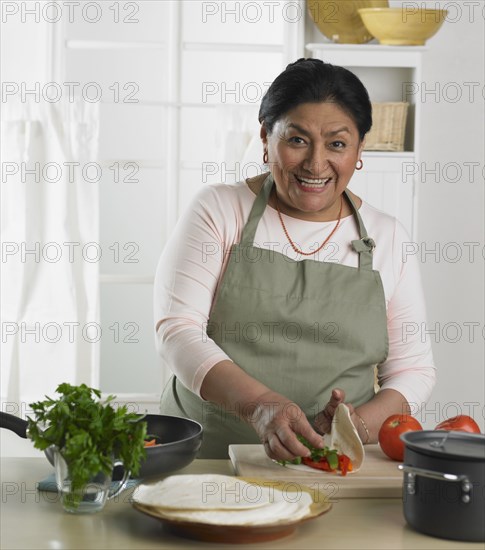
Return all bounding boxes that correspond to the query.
[1,98,100,410]
[215,105,265,183]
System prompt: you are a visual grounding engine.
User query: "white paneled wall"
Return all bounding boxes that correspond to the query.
[65,49,168,102]
[65,2,168,41]
[98,104,167,159]
[182,1,285,44]
[60,1,173,396]
[99,166,166,277]
[349,153,415,236]
[99,283,160,392]
[59,1,294,397]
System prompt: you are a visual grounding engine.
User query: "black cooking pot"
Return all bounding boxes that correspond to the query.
[0,411,203,479]
[399,430,485,542]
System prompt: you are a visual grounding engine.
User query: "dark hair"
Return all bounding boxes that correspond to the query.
[258,58,372,140]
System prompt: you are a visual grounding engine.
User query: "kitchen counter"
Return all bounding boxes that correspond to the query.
[1,458,482,550]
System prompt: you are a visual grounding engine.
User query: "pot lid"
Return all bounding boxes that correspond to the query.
[400,430,485,461]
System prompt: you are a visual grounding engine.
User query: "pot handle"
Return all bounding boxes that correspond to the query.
[398,464,473,503]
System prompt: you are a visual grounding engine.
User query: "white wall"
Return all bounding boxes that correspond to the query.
[0,2,49,83]
[406,0,484,430]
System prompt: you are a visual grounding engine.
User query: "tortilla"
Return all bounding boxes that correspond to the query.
[282,403,365,474]
[153,489,313,526]
[134,474,275,510]
[132,474,314,526]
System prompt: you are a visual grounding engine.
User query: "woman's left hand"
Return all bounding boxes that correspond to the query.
[314,388,356,434]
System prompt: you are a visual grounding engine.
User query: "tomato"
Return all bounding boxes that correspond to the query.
[378,414,423,461]
[435,415,481,434]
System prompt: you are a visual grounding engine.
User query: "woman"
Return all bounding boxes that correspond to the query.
[154,59,436,460]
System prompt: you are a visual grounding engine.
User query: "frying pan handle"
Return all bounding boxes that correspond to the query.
[0,412,28,438]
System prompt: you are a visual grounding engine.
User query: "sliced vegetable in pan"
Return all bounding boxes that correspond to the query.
[144,435,163,447]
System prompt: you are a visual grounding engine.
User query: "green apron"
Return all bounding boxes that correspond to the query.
[160,173,389,458]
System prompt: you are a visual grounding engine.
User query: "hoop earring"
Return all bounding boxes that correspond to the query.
[263,151,268,165]
[356,159,363,171]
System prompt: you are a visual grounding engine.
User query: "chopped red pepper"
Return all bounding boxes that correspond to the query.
[285,436,354,476]
[338,454,353,476]
[302,453,353,476]
[302,456,333,471]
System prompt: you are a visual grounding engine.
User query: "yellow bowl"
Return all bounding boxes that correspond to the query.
[358,7,448,46]
[307,1,389,44]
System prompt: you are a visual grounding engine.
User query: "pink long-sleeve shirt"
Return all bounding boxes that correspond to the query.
[154,180,436,409]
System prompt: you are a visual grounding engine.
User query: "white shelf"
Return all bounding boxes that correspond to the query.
[183,42,282,53]
[65,40,165,50]
[362,151,415,158]
[306,43,427,52]
[306,42,426,67]
[100,275,154,285]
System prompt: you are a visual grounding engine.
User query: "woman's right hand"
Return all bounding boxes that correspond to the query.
[248,390,325,461]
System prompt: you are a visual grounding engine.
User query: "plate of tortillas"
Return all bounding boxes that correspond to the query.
[132,474,331,543]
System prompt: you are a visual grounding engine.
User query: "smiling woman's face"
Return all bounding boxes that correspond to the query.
[262,101,364,222]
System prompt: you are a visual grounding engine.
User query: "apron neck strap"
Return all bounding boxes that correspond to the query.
[240,173,375,270]
[239,173,274,247]
[344,190,376,271]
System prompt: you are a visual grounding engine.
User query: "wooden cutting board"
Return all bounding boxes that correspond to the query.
[229,444,403,499]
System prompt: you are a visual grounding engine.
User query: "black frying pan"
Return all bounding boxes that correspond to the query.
[0,411,203,478]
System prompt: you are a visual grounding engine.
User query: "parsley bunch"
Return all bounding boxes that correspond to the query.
[28,383,147,507]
